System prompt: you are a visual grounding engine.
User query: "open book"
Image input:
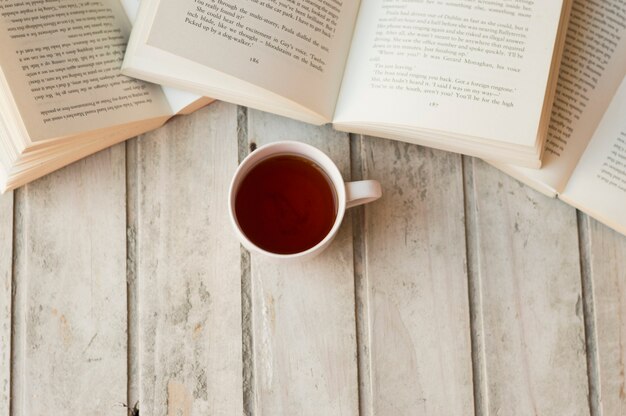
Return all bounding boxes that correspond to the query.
[0,0,211,192]
[491,0,626,236]
[122,0,572,168]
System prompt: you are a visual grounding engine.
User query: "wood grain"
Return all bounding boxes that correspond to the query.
[358,136,474,416]
[11,145,128,416]
[0,191,12,416]
[468,158,589,416]
[247,110,359,416]
[3,105,622,416]
[584,216,626,416]
[133,103,243,416]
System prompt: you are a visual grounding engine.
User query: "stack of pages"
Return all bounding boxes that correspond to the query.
[0,0,209,191]
[491,0,626,235]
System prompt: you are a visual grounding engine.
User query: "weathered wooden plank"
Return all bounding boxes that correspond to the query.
[468,158,589,416]
[359,136,474,415]
[247,111,359,416]
[583,215,626,416]
[134,102,243,416]
[11,144,128,416]
[349,135,373,416]
[0,191,12,416]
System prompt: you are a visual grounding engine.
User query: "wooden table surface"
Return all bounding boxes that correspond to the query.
[1,102,625,416]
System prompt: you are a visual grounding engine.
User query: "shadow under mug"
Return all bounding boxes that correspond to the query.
[228,141,382,261]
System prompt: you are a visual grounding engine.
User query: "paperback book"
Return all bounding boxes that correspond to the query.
[122,0,573,168]
[0,0,211,192]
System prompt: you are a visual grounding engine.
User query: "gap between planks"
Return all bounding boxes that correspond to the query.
[238,105,255,416]
[576,212,601,416]
[462,156,488,416]
[10,188,24,416]
[350,133,373,416]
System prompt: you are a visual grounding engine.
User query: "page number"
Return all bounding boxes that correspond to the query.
[250,57,259,64]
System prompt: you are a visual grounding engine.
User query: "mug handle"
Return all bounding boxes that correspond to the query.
[345,180,382,209]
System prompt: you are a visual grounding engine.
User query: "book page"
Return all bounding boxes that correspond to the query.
[0,0,171,142]
[560,75,626,234]
[144,0,360,120]
[491,0,626,194]
[334,0,565,147]
[120,0,205,114]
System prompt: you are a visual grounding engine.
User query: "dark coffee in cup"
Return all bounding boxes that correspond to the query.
[234,154,337,254]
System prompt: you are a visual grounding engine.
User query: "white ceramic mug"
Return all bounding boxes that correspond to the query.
[228,141,382,261]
